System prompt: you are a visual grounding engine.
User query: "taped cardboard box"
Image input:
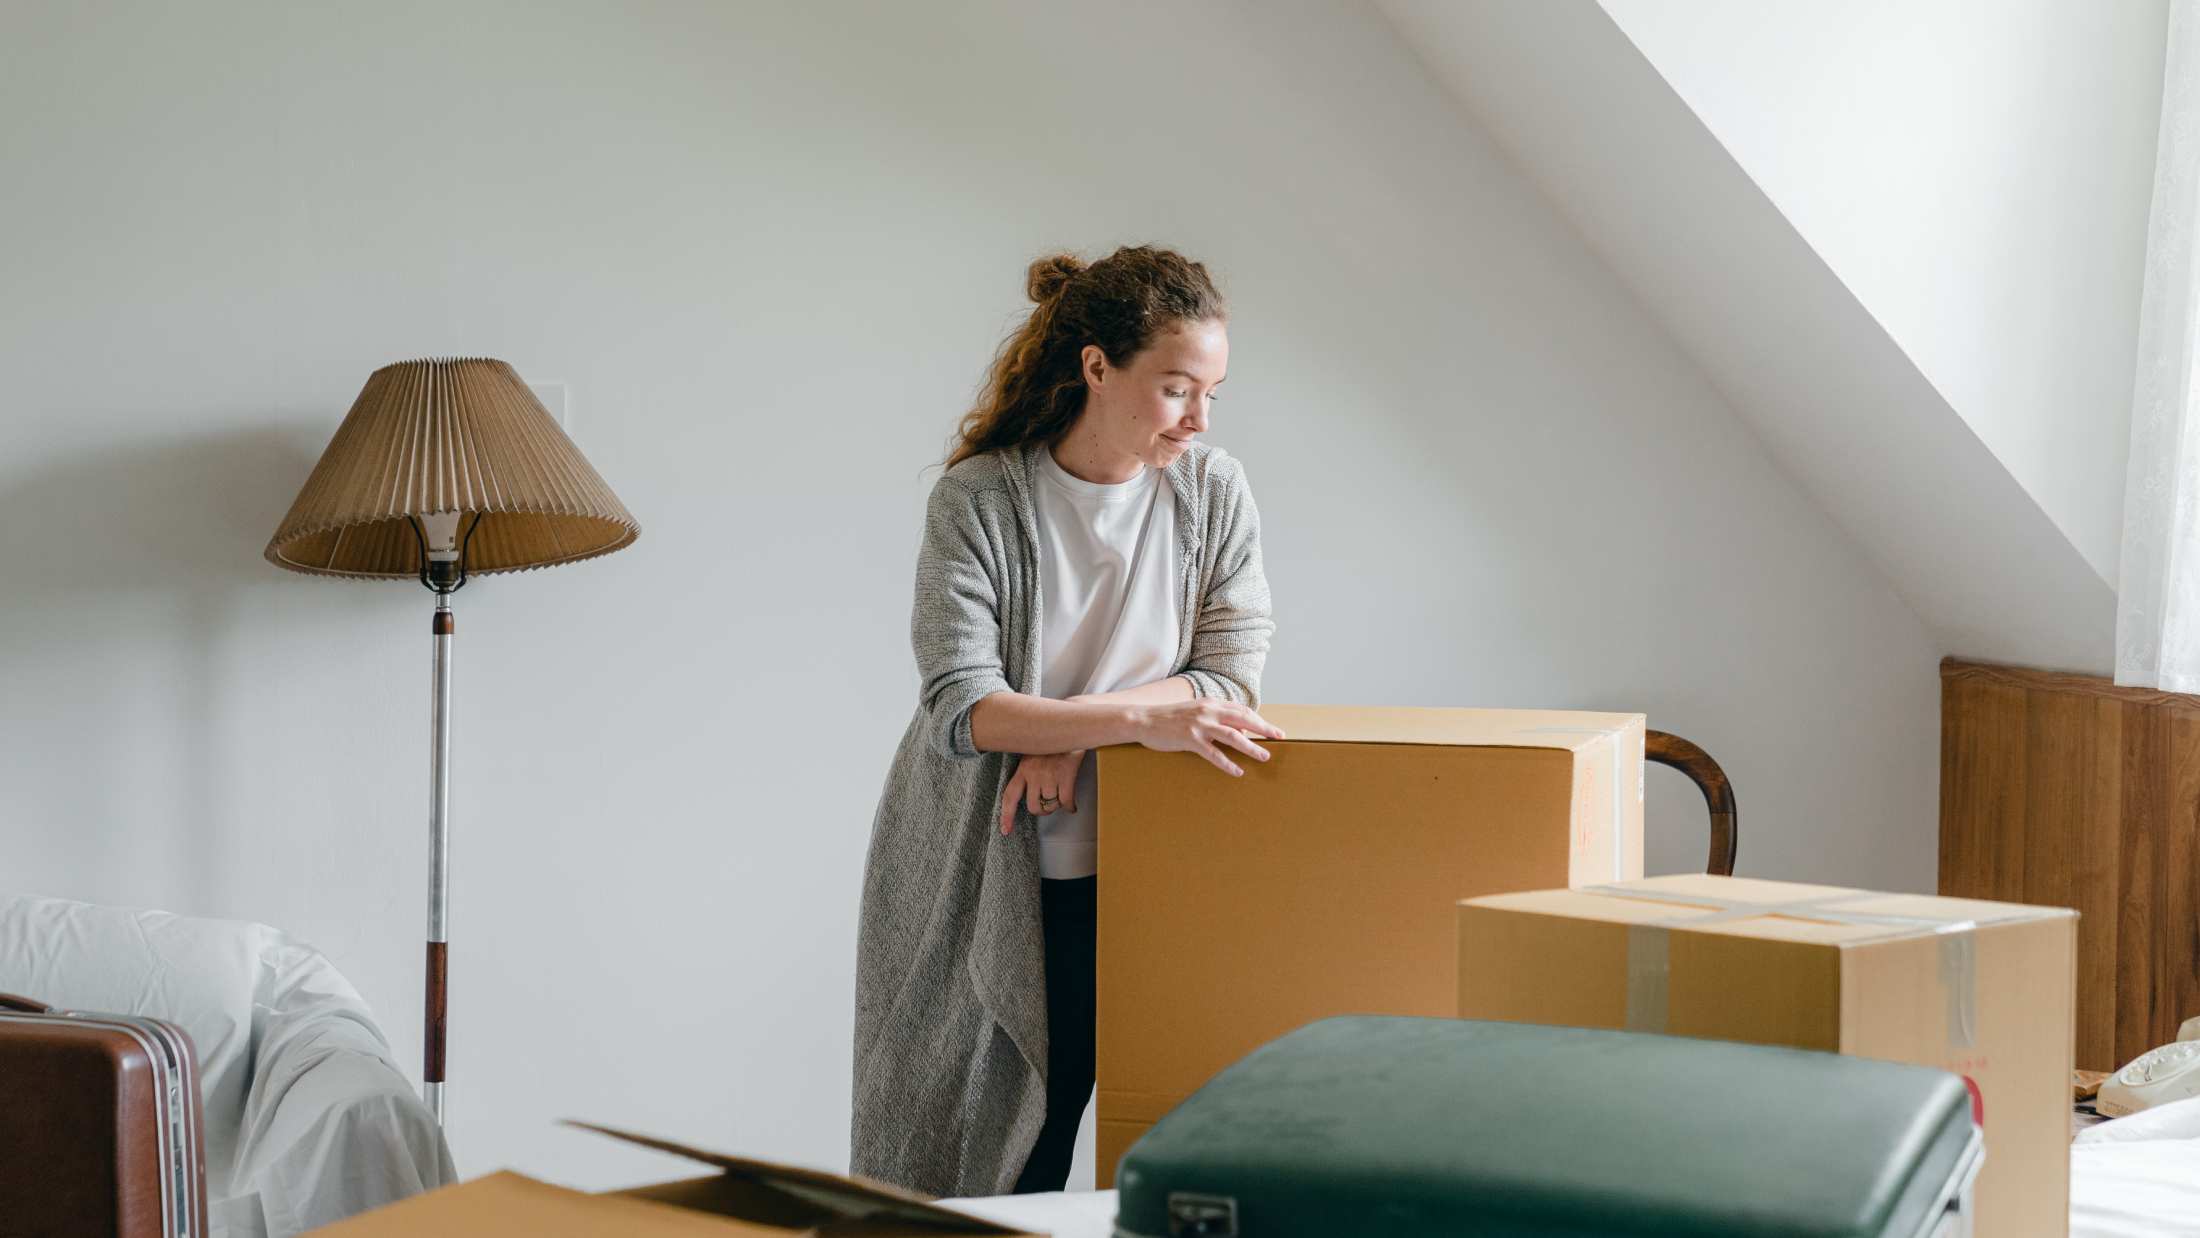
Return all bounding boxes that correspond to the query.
[1095,704,1646,1187]
[1456,874,2076,1238]
[315,1122,1040,1237]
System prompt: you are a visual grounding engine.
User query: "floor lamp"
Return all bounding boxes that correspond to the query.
[265,357,638,1125]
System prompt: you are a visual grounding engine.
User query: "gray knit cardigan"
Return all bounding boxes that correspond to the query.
[850,438,1273,1197]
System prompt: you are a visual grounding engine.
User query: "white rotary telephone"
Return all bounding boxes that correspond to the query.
[2097,1015,2200,1117]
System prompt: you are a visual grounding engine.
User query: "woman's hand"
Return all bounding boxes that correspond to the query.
[999,749,1089,837]
[1135,699,1286,777]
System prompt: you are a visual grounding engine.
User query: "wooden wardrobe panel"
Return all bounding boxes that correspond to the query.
[2165,708,2200,1053]
[1941,659,2194,1071]
[2117,701,2166,1060]
[1941,674,2028,903]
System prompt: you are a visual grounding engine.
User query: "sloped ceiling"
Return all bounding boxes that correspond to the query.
[1373,0,2115,673]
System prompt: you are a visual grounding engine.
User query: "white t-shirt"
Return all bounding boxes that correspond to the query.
[1032,447,1181,879]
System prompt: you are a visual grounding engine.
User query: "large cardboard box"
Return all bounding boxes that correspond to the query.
[1095,704,1646,1186]
[317,1123,1039,1236]
[1456,874,2076,1238]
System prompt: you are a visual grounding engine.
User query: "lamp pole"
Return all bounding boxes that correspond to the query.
[424,591,453,1124]
[418,511,466,1126]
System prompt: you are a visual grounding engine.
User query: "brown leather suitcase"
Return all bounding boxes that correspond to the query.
[0,992,209,1238]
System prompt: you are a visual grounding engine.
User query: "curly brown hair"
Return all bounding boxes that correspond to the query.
[945,245,1227,469]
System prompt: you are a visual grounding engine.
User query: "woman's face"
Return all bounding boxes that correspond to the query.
[1079,318,1229,472]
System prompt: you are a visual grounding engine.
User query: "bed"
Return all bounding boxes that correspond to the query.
[945,1096,2200,1238]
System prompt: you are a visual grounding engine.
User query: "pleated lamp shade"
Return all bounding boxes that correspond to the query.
[266,358,639,578]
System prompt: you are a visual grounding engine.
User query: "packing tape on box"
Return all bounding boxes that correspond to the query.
[1582,885,1980,1049]
[1520,725,1637,881]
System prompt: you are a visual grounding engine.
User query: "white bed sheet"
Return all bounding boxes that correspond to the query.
[2070,1140,2200,1238]
[945,1189,1118,1238]
[2071,1094,2200,1238]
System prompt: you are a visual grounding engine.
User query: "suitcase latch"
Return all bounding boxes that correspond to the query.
[1167,1192,1238,1237]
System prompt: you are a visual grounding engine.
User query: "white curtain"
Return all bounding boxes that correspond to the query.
[2118,0,2200,691]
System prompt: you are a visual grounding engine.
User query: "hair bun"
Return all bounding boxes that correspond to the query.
[1025,253,1084,303]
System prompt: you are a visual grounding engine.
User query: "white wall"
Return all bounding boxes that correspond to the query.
[1376,0,2120,675]
[1601,0,2168,588]
[1,0,1940,1193]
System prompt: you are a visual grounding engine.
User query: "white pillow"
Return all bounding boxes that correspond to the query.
[2076,1093,2200,1145]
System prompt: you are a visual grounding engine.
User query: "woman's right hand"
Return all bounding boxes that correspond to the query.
[1136,699,1287,777]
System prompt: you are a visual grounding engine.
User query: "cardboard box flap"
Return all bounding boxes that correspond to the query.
[1256,704,1643,750]
[567,1123,1026,1234]
[1463,874,2074,946]
[315,1171,772,1236]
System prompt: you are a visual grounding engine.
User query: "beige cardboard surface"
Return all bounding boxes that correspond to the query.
[1096,705,1646,1185]
[1457,875,2076,1238]
[316,1172,745,1237]
[1253,703,1646,749]
[316,1124,1034,1237]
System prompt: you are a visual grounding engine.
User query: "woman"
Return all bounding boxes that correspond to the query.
[851,245,1281,1197]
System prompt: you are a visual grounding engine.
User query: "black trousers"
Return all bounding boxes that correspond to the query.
[1012,875,1097,1194]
